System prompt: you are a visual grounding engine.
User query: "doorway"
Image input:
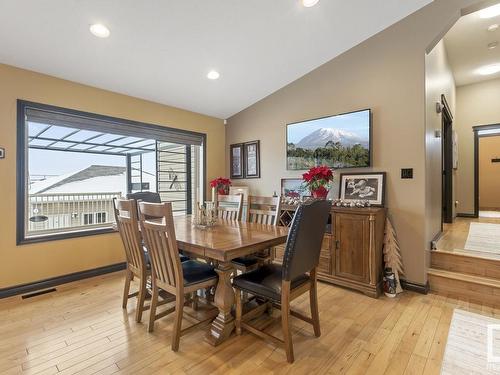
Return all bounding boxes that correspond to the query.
[441,95,454,225]
[474,125,500,218]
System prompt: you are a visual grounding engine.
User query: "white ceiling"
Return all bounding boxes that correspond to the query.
[445,7,500,86]
[0,0,432,119]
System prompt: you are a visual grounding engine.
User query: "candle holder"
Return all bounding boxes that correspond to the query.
[193,201,217,229]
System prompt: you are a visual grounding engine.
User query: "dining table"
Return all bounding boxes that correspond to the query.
[172,215,289,346]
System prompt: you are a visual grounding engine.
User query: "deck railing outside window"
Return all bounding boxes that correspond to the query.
[27,192,122,235]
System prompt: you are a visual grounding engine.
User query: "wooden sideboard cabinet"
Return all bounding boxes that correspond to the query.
[273,206,386,298]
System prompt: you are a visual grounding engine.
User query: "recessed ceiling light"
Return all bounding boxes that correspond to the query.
[207,70,220,80]
[489,41,499,49]
[89,23,110,38]
[479,4,500,19]
[488,24,499,31]
[476,63,500,75]
[302,0,319,7]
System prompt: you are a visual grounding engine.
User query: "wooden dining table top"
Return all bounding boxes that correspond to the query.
[173,215,289,262]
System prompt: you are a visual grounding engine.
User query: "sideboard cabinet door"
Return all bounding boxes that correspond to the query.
[333,213,370,283]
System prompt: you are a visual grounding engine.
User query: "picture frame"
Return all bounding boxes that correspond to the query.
[230,143,244,179]
[281,178,309,198]
[244,140,260,178]
[339,172,386,207]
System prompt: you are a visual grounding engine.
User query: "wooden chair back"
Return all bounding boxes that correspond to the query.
[138,202,182,294]
[246,196,281,225]
[113,198,147,276]
[216,194,243,221]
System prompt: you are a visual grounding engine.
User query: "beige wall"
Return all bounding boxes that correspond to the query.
[226,0,482,285]
[456,78,500,214]
[479,136,500,209]
[425,39,456,254]
[0,63,225,289]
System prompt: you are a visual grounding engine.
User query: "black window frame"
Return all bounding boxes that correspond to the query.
[17,100,207,245]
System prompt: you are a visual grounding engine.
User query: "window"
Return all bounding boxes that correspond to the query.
[96,212,107,224]
[17,100,206,244]
[83,214,94,225]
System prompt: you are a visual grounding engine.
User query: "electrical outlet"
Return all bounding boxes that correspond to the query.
[401,168,413,179]
[0,147,4,159]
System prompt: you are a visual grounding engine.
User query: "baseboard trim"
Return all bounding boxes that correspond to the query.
[457,213,477,218]
[400,279,430,294]
[0,262,126,299]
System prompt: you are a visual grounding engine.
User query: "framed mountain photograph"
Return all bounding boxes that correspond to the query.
[286,109,372,170]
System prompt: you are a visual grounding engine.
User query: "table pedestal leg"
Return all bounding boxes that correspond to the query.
[205,261,235,346]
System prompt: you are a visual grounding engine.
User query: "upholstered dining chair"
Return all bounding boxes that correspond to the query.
[126,191,161,203]
[138,201,218,351]
[113,198,150,323]
[233,199,331,363]
[127,191,189,263]
[215,194,243,221]
[232,195,282,273]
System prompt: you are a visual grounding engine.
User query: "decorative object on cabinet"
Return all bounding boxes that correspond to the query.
[281,178,309,199]
[339,172,386,206]
[230,143,244,179]
[210,177,232,195]
[272,205,386,297]
[383,216,404,294]
[302,165,334,199]
[332,199,370,208]
[243,140,260,178]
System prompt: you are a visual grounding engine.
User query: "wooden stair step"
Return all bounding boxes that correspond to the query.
[431,250,500,279]
[428,268,500,307]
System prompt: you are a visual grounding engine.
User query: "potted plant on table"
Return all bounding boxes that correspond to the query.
[302,165,334,199]
[210,177,232,195]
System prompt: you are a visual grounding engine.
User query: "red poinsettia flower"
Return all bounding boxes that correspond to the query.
[210,177,232,189]
[301,165,334,194]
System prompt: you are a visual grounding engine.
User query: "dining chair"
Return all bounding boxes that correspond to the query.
[138,201,218,351]
[113,198,150,323]
[232,195,282,273]
[126,191,161,203]
[127,191,190,263]
[233,199,331,363]
[215,194,243,221]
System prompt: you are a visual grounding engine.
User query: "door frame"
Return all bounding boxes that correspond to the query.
[473,123,500,218]
[441,94,454,225]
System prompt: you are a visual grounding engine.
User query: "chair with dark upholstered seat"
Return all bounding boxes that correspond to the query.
[233,199,331,363]
[215,194,243,220]
[127,192,189,263]
[138,201,218,351]
[231,195,282,273]
[126,191,161,203]
[113,198,151,323]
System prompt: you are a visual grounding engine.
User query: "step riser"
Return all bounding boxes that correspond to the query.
[429,273,500,307]
[431,251,500,279]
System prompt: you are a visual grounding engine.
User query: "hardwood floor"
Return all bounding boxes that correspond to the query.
[437,216,500,259]
[1,271,498,374]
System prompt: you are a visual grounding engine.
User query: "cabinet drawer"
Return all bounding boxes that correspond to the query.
[318,256,331,274]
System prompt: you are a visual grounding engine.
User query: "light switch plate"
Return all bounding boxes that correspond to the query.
[0,148,4,159]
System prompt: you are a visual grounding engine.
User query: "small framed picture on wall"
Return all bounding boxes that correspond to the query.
[230,143,244,179]
[244,140,260,178]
